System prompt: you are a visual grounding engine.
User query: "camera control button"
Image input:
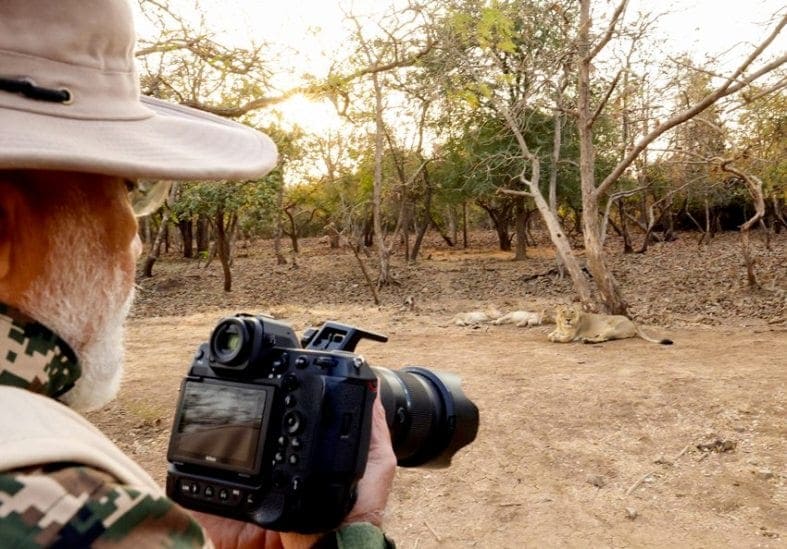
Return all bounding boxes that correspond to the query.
[218,489,229,501]
[288,454,299,465]
[189,483,199,495]
[290,437,301,449]
[274,451,285,463]
[295,356,309,369]
[272,352,289,374]
[291,476,302,492]
[284,411,303,434]
[315,357,336,369]
[284,394,296,408]
[282,374,299,392]
[204,485,214,498]
[277,435,288,447]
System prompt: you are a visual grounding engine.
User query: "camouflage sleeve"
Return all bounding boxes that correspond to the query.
[312,522,395,549]
[0,463,209,548]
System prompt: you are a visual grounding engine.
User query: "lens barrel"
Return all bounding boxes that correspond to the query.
[374,366,478,468]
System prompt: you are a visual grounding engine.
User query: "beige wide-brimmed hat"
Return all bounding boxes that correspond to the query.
[0,0,277,180]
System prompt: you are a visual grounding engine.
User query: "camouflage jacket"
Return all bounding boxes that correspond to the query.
[0,304,210,548]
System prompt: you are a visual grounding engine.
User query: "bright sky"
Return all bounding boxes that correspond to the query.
[132,0,786,135]
[629,0,785,66]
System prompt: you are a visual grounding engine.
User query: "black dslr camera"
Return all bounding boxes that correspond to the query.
[166,314,478,533]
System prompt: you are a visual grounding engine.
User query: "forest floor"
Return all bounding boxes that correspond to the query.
[88,230,786,548]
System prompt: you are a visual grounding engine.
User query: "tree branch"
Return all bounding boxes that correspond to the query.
[587,0,628,61]
[595,13,787,198]
[590,69,622,126]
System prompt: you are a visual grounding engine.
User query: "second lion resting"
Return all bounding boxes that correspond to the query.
[548,304,673,345]
[493,310,545,327]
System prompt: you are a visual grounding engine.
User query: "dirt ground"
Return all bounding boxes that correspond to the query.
[88,230,786,547]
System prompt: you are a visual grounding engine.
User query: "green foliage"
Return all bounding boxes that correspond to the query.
[170,178,279,237]
[477,5,517,53]
[140,0,783,245]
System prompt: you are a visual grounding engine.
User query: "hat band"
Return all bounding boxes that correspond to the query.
[0,77,71,103]
[0,49,152,121]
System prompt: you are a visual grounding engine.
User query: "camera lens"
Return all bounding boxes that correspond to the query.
[210,318,249,366]
[373,366,478,468]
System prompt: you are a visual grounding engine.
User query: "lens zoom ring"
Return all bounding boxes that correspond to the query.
[398,372,435,450]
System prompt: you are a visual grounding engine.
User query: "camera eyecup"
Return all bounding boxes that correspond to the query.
[210,318,250,366]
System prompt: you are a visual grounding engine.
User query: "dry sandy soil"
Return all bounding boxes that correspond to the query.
[88,230,786,548]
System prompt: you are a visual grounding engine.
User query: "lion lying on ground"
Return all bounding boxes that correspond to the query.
[493,310,545,327]
[548,304,673,345]
[452,306,502,326]
[453,311,491,326]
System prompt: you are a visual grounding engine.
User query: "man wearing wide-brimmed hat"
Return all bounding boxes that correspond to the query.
[0,1,396,547]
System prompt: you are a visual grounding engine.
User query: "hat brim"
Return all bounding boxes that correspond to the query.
[0,96,278,180]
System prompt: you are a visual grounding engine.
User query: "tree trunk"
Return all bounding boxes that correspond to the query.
[140,216,151,245]
[446,205,458,246]
[549,106,563,217]
[178,218,194,258]
[577,0,628,314]
[462,201,468,248]
[327,222,341,249]
[479,202,513,251]
[274,183,287,265]
[411,176,433,262]
[196,214,210,254]
[720,161,766,289]
[617,200,633,253]
[494,219,512,251]
[771,195,786,233]
[284,209,300,254]
[362,214,374,248]
[514,183,595,306]
[401,200,411,261]
[513,199,528,260]
[163,222,170,253]
[371,71,391,286]
[346,235,380,305]
[142,210,170,277]
[214,208,233,292]
[429,211,455,247]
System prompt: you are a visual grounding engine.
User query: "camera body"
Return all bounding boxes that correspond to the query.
[166,315,378,533]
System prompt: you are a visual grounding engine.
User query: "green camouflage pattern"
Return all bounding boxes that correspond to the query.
[0,303,210,547]
[0,303,80,399]
[0,464,208,548]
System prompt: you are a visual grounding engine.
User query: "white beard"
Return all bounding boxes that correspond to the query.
[20,211,135,412]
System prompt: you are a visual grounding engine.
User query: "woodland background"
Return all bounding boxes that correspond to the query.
[132,0,786,315]
[102,1,787,546]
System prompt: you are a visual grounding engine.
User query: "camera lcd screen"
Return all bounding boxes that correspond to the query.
[170,381,271,474]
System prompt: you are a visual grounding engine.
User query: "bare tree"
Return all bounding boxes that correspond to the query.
[573,0,785,313]
[719,159,767,288]
[344,6,434,286]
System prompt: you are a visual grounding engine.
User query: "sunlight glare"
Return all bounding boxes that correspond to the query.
[272,95,344,135]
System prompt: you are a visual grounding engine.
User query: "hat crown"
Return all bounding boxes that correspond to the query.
[0,0,135,72]
[0,0,278,181]
[0,0,144,120]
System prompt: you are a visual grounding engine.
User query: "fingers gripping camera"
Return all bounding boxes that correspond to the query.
[166,314,479,533]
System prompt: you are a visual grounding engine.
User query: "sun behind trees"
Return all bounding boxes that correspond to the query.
[132,0,785,310]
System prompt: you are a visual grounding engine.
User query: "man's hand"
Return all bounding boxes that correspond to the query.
[194,390,397,548]
[343,389,397,527]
